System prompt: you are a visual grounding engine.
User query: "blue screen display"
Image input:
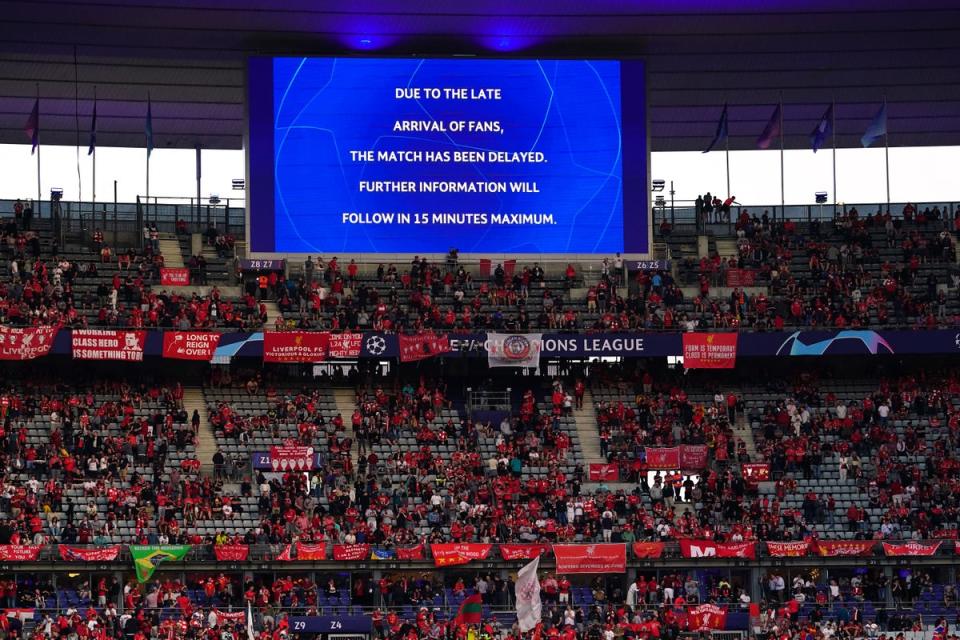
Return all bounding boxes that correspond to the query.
[248,57,647,254]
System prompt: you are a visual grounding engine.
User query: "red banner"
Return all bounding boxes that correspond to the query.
[263,331,329,363]
[268,445,316,471]
[396,544,425,560]
[553,544,626,574]
[499,544,549,561]
[689,604,728,631]
[742,463,771,484]
[883,541,942,556]
[632,542,666,559]
[679,445,709,469]
[0,325,58,360]
[276,542,327,561]
[726,269,756,287]
[430,543,493,567]
[0,545,41,561]
[679,540,756,560]
[766,541,811,557]
[160,267,190,286]
[588,464,619,481]
[645,447,680,469]
[682,333,738,369]
[213,544,250,561]
[398,333,450,362]
[328,332,363,358]
[58,545,121,562]
[813,540,875,557]
[162,331,221,360]
[933,529,959,539]
[333,544,372,561]
[213,611,247,624]
[72,330,146,361]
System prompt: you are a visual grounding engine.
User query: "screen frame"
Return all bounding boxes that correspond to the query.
[245,54,651,261]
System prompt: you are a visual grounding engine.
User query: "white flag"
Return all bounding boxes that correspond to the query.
[246,602,256,640]
[515,556,542,632]
[487,332,542,368]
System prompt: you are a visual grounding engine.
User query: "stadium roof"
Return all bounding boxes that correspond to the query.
[0,0,957,151]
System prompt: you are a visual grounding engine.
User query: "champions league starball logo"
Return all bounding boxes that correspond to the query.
[775,330,894,356]
[365,335,387,355]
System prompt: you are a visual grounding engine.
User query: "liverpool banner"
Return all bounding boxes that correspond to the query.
[813,540,875,557]
[765,541,811,557]
[72,330,146,361]
[160,267,190,286]
[395,544,425,560]
[682,333,738,369]
[632,542,666,559]
[0,325,58,360]
[276,542,327,561]
[213,544,250,561]
[689,604,728,630]
[679,445,709,469]
[59,545,121,562]
[431,543,493,566]
[263,331,329,362]
[333,544,372,561]
[398,333,450,362]
[328,332,363,358]
[553,544,626,574]
[499,544,549,561]
[588,464,619,481]
[130,545,191,582]
[645,447,680,469]
[679,540,756,560]
[884,541,942,556]
[0,545,41,561]
[487,333,542,368]
[162,331,221,360]
[269,445,316,471]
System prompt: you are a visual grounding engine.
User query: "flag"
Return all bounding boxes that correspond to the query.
[145,93,154,157]
[246,601,255,640]
[810,104,833,153]
[860,102,887,148]
[703,104,728,153]
[88,97,97,155]
[130,545,191,582]
[756,104,781,149]
[24,98,39,154]
[454,593,483,627]
[515,556,542,632]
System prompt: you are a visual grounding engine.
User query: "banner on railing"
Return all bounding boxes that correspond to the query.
[742,463,771,484]
[632,542,666,559]
[213,544,250,561]
[212,611,247,624]
[646,446,709,470]
[371,548,396,560]
[332,544,372,561]
[59,545,121,562]
[130,545,192,582]
[395,544,425,560]
[0,325,58,361]
[72,330,146,361]
[160,267,190,286]
[765,541,811,557]
[487,333,542,368]
[328,332,363,359]
[263,331,329,363]
[682,333,738,369]
[499,544,549,561]
[431,543,493,566]
[883,541,942,556]
[0,545,41,561]
[679,540,756,560]
[679,445,709,469]
[726,269,756,287]
[553,544,626,573]
[689,604,728,631]
[268,445,316,471]
[276,542,327,561]
[398,333,450,362]
[588,464,619,481]
[813,540,875,557]
[3,609,35,623]
[933,529,959,539]
[162,331,221,360]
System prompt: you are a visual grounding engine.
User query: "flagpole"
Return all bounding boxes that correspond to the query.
[779,93,785,218]
[883,95,890,210]
[35,83,41,213]
[92,85,97,211]
[831,99,837,215]
[725,127,731,198]
[146,92,151,228]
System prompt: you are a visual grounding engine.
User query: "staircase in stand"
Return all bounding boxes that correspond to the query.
[183,386,216,475]
[158,233,186,268]
[571,390,604,466]
[333,388,360,470]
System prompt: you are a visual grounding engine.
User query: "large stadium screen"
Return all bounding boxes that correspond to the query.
[248,57,647,254]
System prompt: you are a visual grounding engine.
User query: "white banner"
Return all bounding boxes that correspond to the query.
[487,333,542,368]
[516,556,542,632]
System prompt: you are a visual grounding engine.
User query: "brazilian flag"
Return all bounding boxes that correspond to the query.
[130,545,192,583]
